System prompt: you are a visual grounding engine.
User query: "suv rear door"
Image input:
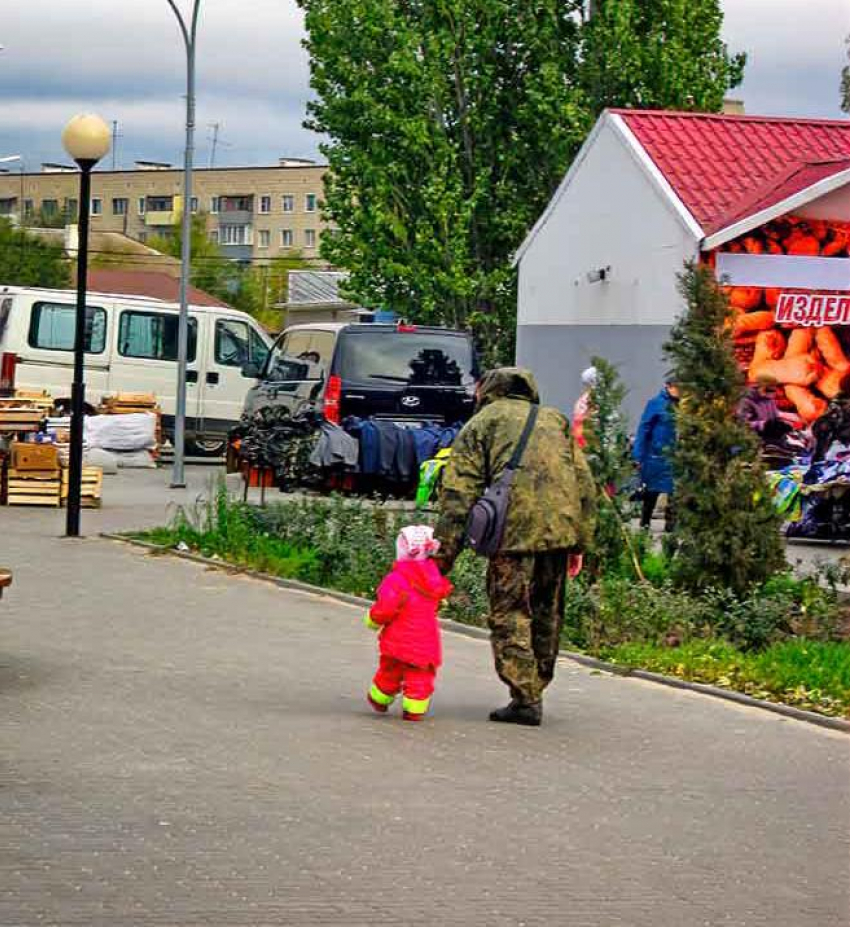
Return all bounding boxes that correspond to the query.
[245,327,336,417]
[335,326,477,424]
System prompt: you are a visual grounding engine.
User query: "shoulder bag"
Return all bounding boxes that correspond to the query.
[465,405,539,558]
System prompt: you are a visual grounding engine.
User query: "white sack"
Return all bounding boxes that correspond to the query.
[114,449,157,469]
[84,413,157,451]
[83,448,119,474]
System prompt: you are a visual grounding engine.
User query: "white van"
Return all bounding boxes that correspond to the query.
[0,285,271,454]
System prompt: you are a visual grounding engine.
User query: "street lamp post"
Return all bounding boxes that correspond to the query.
[61,114,111,538]
[165,0,202,489]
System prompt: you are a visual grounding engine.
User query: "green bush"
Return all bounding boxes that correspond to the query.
[598,639,850,718]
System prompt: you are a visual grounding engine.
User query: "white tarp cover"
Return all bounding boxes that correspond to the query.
[84,413,157,451]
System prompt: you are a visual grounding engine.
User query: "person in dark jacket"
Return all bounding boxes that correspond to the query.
[434,368,596,726]
[738,374,793,444]
[633,381,679,530]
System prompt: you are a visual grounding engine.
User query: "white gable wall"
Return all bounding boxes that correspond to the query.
[516,116,700,422]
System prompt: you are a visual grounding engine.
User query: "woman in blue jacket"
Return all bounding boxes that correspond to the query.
[633,382,679,530]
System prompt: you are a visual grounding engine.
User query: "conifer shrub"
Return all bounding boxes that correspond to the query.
[664,263,786,597]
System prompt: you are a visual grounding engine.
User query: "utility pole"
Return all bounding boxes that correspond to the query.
[165,0,202,489]
[209,122,220,169]
[111,120,123,171]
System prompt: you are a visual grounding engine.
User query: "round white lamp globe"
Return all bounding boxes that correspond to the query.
[62,114,111,163]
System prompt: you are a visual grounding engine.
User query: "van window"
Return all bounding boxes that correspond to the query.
[215,319,269,368]
[28,301,107,353]
[0,297,12,340]
[337,330,475,387]
[118,311,197,362]
[265,330,334,382]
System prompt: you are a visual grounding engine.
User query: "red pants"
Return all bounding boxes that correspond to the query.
[371,655,436,715]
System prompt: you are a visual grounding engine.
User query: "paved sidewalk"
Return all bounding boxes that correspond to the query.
[1,469,849,926]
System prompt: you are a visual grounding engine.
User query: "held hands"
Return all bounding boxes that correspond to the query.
[567,552,584,579]
[363,612,380,632]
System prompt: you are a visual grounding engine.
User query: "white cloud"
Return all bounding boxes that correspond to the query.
[722,0,850,117]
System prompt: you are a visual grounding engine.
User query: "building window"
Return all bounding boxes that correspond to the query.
[282,194,294,213]
[305,193,317,213]
[63,198,78,220]
[118,310,197,362]
[258,229,270,249]
[91,198,103,216]
[259,195,271,214]
[305,229,317,248]
[210,229,220,244]
[280,228,293,248]
[0,199,16,216]
[24,199,34,217]
[42,199,58,217]
[138,197,146,215]
[221,195,252,212]
[28,301,106,354]
[219,224,250,246]
[190,196,198,213]
[147,196,173,212]
[210,196,220,214]
[112,197,128,216]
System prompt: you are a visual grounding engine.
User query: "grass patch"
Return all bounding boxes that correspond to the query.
[597,639,850,718]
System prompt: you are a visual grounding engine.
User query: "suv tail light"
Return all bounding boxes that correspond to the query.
[0,352,17,395]
[324,374,342,424]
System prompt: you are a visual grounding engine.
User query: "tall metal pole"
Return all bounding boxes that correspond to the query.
[166,0,202,488]
[66,161,94,537]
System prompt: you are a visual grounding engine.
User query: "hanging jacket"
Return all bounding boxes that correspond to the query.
[633,388,677,494]
[369,559,453,668]
[738,388,781,436]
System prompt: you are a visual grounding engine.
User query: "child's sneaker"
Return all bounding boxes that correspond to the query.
[402,711,425,722]
[368,693,389,713]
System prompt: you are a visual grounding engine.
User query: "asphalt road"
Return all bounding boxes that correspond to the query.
[1,469,848,926]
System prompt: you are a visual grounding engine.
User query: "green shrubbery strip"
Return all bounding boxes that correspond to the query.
[135,484,849,719]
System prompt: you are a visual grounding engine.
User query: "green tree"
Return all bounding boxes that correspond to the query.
[147,213,238,302]
[581,0,746,113]
[0,218,70,287]
[299,0,745,362]
[663,263,785,598]
[299,0,589,361]
[583,356,643,578]
[841,34,850,113]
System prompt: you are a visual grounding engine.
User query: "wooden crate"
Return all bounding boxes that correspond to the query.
[7,468,62,507]
[11,442,59,471]
[13,390,54,413]
[0,406,43,434]
[61,466,103,507]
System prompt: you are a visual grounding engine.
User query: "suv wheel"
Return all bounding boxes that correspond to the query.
[187,436,227,458]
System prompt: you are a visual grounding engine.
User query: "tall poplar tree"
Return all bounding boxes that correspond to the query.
[581,0,746,113]
[299,1,745,359]
[299,0,588,359]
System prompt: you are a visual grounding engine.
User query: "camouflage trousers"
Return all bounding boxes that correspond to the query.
[486,550,569,705]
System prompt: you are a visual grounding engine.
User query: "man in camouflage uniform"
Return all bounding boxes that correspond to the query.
[434,368,596,726]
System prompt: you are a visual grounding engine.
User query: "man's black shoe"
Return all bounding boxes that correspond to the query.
[488,700,542,726]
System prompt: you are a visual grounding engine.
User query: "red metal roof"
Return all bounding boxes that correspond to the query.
[86,269,231,308]
[613,110,850,235]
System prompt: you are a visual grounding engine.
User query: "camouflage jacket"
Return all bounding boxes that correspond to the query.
[434,368,597,564]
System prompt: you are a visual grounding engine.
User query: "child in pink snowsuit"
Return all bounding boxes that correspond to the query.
[365,526,453,721]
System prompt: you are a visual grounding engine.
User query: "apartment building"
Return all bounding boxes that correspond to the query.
[0,158,328,264]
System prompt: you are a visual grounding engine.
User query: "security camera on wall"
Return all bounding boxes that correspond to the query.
[586,266,611,284]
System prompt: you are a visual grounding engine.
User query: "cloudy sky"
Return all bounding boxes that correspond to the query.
[1,0,848,172]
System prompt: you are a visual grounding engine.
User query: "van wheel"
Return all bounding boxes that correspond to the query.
[187,436,227,458]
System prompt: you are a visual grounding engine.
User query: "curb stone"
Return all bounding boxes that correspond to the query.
[103,533,850,735]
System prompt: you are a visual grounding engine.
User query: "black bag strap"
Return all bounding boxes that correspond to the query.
[506,404,539,473]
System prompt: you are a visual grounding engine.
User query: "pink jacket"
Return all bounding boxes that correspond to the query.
[369,559,453,669]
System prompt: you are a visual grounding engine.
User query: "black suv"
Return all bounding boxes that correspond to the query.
[242,321,479,425]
